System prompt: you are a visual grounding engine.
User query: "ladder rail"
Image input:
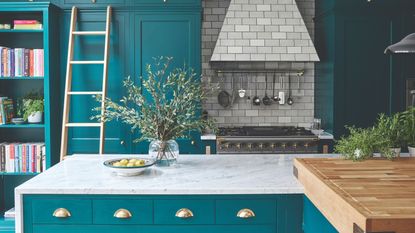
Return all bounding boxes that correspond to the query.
[99,6,112,155]
[60,6,77,162]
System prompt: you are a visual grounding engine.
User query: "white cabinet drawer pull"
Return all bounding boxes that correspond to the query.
[237,208,255,219]
[175,208,194,218]
[114,208,132,219]
[53,208,71,218]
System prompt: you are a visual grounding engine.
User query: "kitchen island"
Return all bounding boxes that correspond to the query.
[15,154,326,233]
[295,157,415,233]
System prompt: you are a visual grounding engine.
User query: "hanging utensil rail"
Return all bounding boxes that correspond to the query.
[216,70,304,76]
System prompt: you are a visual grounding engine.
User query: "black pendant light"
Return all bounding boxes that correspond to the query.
[385,33,415,54]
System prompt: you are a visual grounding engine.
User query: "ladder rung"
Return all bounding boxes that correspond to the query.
[66,123,101,127]
[68,91,103,95]
[72,31,106,35]
[70,61,105,65]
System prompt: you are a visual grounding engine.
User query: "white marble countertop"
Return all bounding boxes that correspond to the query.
[15,154,332,196]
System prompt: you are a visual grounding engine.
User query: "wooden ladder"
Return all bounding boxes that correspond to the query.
[60,6,112,161]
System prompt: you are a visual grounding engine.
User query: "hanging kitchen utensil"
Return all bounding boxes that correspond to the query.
[246,74,251,102]
[218,74,232,108]
[278,75,285,105]
[272,72,280,102]
[238,74,246,98]
[287,74,294,106]
[253,76,261,106]
[263,73,272,105]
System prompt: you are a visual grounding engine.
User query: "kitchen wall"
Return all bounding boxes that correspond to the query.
[202,0,315,127]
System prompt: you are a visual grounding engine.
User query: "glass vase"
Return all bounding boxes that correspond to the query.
[149,140,179,166]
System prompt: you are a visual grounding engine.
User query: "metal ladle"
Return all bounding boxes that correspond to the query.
[287,74,294,105]
[272,73,280,102]
[262,73,272,105]
[253,76,261,106]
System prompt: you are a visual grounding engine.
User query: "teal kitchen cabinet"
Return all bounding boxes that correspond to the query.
[315,0,415,138]
[23,194,303,233]
[60,10,131,154]
[132,11,202,154]
[303,196,338,233]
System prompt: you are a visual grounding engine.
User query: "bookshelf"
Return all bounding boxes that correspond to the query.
[0,3,59,232]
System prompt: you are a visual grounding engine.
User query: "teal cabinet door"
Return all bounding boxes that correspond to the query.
[60,11,131,154]
[303,196,338,233]
[133,12,202,154]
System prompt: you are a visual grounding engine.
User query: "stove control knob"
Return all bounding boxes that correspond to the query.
[292,143,297,148]
[247,143,252,149]
[271,143,277,149]
[236,143,241,149]
[304,143,309,148]
[258,143,264,149]
[281,143,286,148]
[223,143,230,149]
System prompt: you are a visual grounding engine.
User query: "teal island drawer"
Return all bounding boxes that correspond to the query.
[216,200,277,225]
[93,199,153,225]
[32,198,92,224]
[154,200,215,225]
[33,225,276,233]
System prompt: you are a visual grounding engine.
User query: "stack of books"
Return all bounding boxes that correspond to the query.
[0,47,44,77]
[0,143,46,173]
[13,20,42,30]
[0,97,14,125]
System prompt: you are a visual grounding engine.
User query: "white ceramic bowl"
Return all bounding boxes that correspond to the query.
[103,158,155,176]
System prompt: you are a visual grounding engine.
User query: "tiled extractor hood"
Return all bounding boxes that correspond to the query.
[211,0,319,62]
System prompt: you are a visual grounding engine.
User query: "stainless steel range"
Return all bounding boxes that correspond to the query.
[217,126,318,154]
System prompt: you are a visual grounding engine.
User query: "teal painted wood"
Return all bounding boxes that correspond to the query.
[314,0,415,138]
[32,198,92,224]
[60,11,131,154]
[303,196,338,233]
[93,199,153,225]
[33,225,276,233]
[48,0,201,9]
[23,194,303,233]
[132,10,201,154]
[201,140,216,154]
[154,200,214,225]
[216,199,276,225]
[0,3,60,232]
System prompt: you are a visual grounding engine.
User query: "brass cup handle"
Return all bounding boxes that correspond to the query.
[114,208,132,219]
[175,208,194,219]
[237,208,256,219]
[53,208,71,218]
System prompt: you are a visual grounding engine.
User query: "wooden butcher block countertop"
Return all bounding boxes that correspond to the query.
[294,157,415,233]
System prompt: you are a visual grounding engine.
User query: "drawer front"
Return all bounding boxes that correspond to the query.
[93,200,153,225]
[154,200,214,225]
[32,199,92,224]
[33,225,276,233]
[216,200,277,225]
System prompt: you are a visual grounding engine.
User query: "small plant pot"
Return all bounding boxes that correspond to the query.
[391,148,401,157]
[27,111,43,123]
[408,146,415,157]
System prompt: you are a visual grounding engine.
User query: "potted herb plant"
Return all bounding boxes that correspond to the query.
[335,126,394,161]
[374,113,405,157]
[93,57,217,165]
[22,92,44,124]
[402,107,415,156]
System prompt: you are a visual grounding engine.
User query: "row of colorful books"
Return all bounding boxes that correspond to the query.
[0,47,44,77]
[0,97,14,125]
[0,143,46,173]
[14,20,43,30]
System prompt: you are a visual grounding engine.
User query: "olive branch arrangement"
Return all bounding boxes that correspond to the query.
[92,57,217,148]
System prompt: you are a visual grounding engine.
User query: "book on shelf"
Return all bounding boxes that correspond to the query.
[0,97,14,125]
[4,207,15,219]
[13,20,42,30]
[0,143,45,173]
[0,47,43,77]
